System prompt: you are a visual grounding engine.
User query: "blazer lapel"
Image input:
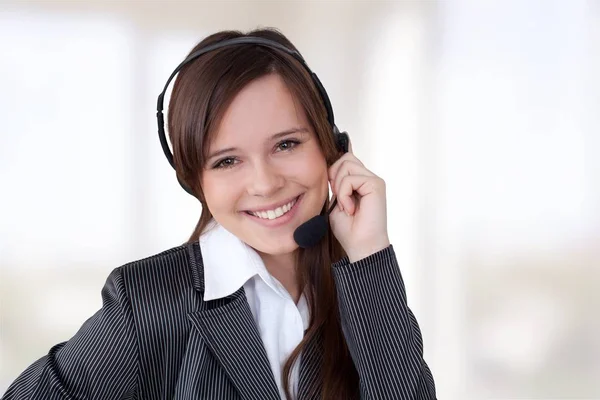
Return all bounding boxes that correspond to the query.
[297,328,324,400]
[187,288,280,400]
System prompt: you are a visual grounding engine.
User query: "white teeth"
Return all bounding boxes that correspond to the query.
[251,197,297,220]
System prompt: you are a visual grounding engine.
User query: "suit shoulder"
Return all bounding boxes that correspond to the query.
[112,243,204,353]
[117,242,204,305]
[121,241,200,272]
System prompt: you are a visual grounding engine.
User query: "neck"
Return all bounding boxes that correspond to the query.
[257,250,301,303]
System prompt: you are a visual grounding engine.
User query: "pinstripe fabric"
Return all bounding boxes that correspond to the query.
[296,329,324,400]
[3,243,436,399]
[332,246,436,400]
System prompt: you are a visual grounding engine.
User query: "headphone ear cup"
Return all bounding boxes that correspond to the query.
[177,175,196,198]
[335,130,350,153]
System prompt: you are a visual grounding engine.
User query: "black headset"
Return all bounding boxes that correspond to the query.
[156,36,349,197]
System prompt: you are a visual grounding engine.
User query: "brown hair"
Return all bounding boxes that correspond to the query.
[167,28,358,399]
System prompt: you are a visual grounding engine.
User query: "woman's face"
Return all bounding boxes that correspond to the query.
[201,73,329,256]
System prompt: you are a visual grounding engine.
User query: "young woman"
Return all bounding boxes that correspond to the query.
[3,28,436,400]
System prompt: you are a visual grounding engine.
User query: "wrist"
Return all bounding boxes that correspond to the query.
[347,238,390,263]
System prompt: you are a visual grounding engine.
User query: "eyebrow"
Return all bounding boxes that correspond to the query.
[206,127,309,162]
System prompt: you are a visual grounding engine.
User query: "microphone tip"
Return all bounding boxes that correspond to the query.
[293,215,328,248]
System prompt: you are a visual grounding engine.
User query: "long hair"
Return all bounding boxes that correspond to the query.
[167,28,359,399]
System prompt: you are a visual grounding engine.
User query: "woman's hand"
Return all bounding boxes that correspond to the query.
[328,142,390,263]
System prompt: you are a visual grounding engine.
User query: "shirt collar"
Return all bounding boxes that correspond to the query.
[199,220,272,301]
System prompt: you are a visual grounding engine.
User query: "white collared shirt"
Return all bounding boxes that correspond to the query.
[200,221,309,399]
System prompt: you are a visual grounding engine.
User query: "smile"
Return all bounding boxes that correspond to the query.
[246,196,299,220]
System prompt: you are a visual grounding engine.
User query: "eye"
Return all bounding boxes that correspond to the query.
[276,139,300,152]
[213,157,238,169]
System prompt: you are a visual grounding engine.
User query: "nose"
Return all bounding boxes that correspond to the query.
[246,160,285,198]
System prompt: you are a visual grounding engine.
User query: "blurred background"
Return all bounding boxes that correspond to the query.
[1,0,599,398]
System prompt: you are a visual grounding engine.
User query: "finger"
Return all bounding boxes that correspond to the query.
[331,159,374,196]
[328,152,363,182]
[337,174,380,215]
[328,153,370,184]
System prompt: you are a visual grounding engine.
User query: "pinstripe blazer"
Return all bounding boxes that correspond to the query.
[3,243,436,400]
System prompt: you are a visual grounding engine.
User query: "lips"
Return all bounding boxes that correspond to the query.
[242,194,303,227]
[246,196,299,220]
[243,194,300,214]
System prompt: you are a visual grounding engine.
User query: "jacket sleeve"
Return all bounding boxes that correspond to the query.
[2,268,139,400]
[332,245,436,400]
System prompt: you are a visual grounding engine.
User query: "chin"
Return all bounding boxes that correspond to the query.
[252,237,299,256]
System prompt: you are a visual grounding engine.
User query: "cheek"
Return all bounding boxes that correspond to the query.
[288,143,329,180]
[305,149,329,184]
[201,176,239,213]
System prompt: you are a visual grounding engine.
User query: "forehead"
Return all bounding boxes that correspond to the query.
[210,74,309,148]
